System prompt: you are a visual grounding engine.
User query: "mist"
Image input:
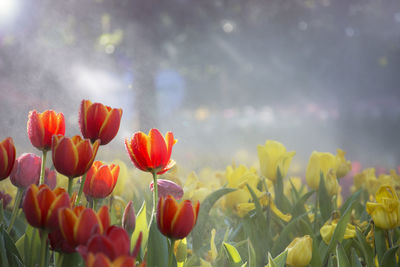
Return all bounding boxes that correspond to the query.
[1,0,400,172]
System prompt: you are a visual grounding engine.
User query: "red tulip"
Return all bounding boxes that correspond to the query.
[0,137,16,181]
[52,135,100,178]
[150,179,183,200]
[27,110,65,151]
[77,226,142,267]
[83,161,119,199]
[10,153,41,189]
[22,184,70,231]
[58,205,110,247]
[79,100,123,145]
[125,129,176,175]
[157,195,199,239]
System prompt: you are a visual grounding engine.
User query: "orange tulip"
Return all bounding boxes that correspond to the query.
[58,205,110,247]
[22,184,70,231]
[125,129,176,175]
[0,137,16,181]
[83,161,119,199]
[52,135,100,178]
[79,100,123,145]
[157,195,199,239]
[27,110,65,151]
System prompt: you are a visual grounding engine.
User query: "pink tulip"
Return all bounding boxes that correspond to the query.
[10,153,41,189]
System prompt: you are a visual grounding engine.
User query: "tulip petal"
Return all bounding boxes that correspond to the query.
[98,108,122,145]
[36,187,56,225]
[27,110,45,149]
[157,196,179,237]
[41,111,65,147]
[131,132,152,171]
[52,136,79,177]
[87,235,116,260]
[23,185,42,228]
[59,208,79,245]
[79,100,92,138]
[87,253,112,267]
[89,165,114,198]
[149,129,168,170]
[171,200,196,239]
[86,103,109,141]
[106,226,130,258]
[74,209,102,245]
[45,192,70,230]
[97,206,111,230]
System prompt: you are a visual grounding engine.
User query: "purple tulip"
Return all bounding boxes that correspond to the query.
[150,179,184,200]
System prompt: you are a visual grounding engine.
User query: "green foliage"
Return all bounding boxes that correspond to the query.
[223,242,243,267]
[147,220,168,267]
[192,187,236,254]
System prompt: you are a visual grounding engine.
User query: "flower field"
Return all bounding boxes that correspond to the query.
[0,100,399,267]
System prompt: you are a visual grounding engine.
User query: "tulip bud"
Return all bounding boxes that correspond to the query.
[286,235,313,267]
[0,191,11,208]
[122,200,136,233]
[150,179,184,200]
[44,168,57,189]
[10,153,41,189]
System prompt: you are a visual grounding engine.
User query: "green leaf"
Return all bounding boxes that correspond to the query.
[61,252,84,267]
[247,239,256,267]
[223,242,243,267]
[310,236,322,267]
[274,168,291,213]
[265,250,287,267]
[355,229,374,267]
[290,191,314,220]
[147,219,168,267]
[1,227,23,263]
[23,225,40,267]
[379,245,399,267]
[0,226,9,267]
[192,187,236,253]
[340,190,361,215]
[336,243,350,267]
[350,248,363,267]
[131,201,149,257]
[374,227,386,264]
[318,172,332,222]
[322,196,356,264]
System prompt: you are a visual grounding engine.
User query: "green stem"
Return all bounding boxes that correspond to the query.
[313,190,319,232]
[387,229,393,249]
[168,238,176,267]
[40,230,48,267]
[39,150,47,185]
[56,252,64,267]
[149,171,158,227]
[7,188,23,233]
[93,198,100,211]
[75,173,87,206]
[67,178,74,196]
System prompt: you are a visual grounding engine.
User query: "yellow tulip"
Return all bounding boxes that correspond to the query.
[320,219,356,244]
[366,185,400,229]
[335,149,351,178]
[306,151,336,190]
[257,140,295,183]
[224,165,261,210]
[286,235,313,267]
[325,169,340,196]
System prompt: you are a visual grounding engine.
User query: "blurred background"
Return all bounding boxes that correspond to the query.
[1,0,400,172]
